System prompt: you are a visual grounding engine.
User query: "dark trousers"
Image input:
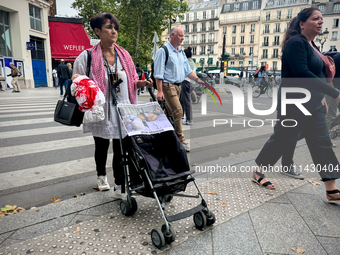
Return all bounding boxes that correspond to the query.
[256,104,340,181]
[180,80,192,121]
[93,136,128,186]
[59,78,68,95]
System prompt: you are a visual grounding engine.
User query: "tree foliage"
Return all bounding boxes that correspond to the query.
[72,0,189,66]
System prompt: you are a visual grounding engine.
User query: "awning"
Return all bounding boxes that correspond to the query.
[49,21,92,60]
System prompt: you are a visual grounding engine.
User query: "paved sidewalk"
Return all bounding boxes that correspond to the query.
[1,139,340,255]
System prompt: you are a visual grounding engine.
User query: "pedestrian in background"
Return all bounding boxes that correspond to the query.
[180,47,195,126]
[136,63,143,95]
[66,63,73,92]
[253,7,340,204]
[255,66,267,86]
[57,59,71,96]
[153,27,204,152]
[239,67,248,92]
[7,62,20,93]
[73,13,152,196]
[52,68,58,89]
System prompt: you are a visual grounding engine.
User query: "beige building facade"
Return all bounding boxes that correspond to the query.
[0,0,53,89]
[219,0,262,72]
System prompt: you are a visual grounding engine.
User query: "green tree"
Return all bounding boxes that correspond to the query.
[72,0,189,66]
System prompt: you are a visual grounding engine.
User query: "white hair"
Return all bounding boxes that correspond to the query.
[170,26,183,35]
[9,62,14,65]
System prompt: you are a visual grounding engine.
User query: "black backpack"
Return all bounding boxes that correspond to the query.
[151,45,169,89]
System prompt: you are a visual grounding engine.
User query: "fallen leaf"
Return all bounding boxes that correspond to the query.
[52,199,61,203]
[1,205,17,212]
[208,191,217,195]
[14,207,25,214]
[30,207,36,210]
[308,180,321,186]
[51,197,56,202]
[247,150,251,152]
[0,212,5,217]
[80,193,85,196]
[292,247,305,253]
[76,227,80,232]
[93,187,100,191]
[221,202,227,207]
[219,157,223,159]
[73,195,78,198]
[229,153,235,156]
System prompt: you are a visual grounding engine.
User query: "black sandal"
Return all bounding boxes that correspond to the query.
[326,190,340,204]
[252,171,275,190]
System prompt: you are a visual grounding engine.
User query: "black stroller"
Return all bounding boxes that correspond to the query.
[111,80,216,249]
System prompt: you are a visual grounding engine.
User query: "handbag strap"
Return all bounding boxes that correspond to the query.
[86,49,92,77]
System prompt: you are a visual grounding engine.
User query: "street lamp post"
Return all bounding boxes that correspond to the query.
[220,31,226,84]
[207,48,211,72]
[168,18,176,40]
[315,28,329,52]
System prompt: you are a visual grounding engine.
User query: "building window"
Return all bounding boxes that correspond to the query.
[223,26,227,34]
[318,5,325,13]
[240,36,244,44]
[201,46,205,55]
[0,10,12,57]
[266,12,270,21]
[201,34,206,43]
[253,1,258,9]
[273,49,279,58]
[331,31,338,40]
[287,9,293,19]
[277,11,281,20]
[334,19,339,28]
[240,48,244,54]
[273,61,277,71]
[203,11,206,19]
[334,4,340,13]
[262,49,268,59]
[251,24,255,32]
[232,25,236,33]
[263,37,268,46]
[250,35,254,43]
[201,23,206,32]
[209,33,214,42]
[186,13,189,21]
[241,25,245,33]
[232,37,236,44]
[192,35,197,44]
[274,36,280,46]
[265,24,270,33]
[208,45,214,54]
[223,4,230,12]
[230,60,235,67]
[193,24,197,32]
[29,4,42,32]
[184,36,189,44]
[239,60,243,67]
[211,10,215,18]
[231,48,235,55]
[249,47,254,55]
[210,21,214,31]
[275,23,280,33]
[192,47,197,55]
[194,12,198,20]
[185,25,189,33]
[234,3,240,12]
[243,2,248,11]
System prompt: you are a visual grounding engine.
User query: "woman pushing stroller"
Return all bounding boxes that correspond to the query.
[72,13,153,195]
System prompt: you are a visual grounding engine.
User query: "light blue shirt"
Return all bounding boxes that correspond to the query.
[153,42,192,84]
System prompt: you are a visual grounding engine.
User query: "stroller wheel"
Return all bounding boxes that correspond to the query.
[330,131,337,139]
[130,197,138,214]
[151,229,166,249]
[203,211,216,226]
[120,200,133,216]
[161,224,176,244]
[193,211,207,230]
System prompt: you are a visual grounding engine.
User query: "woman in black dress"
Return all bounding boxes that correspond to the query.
[253,7,340,203]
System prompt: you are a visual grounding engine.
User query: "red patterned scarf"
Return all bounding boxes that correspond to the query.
[89,43,138,104]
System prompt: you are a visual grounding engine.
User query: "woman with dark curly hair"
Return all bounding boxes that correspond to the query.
[252,7,340,203]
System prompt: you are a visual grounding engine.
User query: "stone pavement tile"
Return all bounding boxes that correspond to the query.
[286,193,340,238]
[316,236,340,255]
[249,203,327,255]
[9,214,76,240]
[165,229,213,255]
[288,182,324,195]
[77,201,120,216]
[0,231,13,247]
[0,189,115,234]
[268,194,291,204]
[67,214,100,226]
[212,213,262,255]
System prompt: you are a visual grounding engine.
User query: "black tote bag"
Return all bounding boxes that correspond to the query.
[54,50,92,126]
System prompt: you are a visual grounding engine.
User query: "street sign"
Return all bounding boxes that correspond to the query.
[26,42,36,50]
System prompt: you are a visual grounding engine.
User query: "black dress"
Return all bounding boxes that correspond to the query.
[255,36,340,181]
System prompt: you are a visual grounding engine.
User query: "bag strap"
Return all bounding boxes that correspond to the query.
[160,45,169,66]
[86,50,92,77]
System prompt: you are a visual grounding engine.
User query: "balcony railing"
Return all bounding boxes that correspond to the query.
[272,55,279,59]
[208,27,215,31]
[220,16,260,25]
[330,38,338,41]
[200,39,206,43]
[191,40,197,44]
[201,28,206,32]
[273,29,281,33]
[262,42,269,46]
[272,42,280,46]
[200,51,205,55]
[263,30,270,34]
[261,55,268,59]
[208,39,215,43]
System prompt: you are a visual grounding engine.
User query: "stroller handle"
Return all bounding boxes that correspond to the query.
[149,88,157,102]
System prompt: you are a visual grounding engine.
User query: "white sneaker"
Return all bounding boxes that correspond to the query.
[182,118,186,124]
[97,176,110,191]
[186,120,193,126]
[113,185,127,199]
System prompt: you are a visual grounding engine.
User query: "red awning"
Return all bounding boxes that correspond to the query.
[49,21,92,60]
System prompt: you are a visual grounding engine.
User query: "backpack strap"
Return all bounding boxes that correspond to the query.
[160,44,169,66]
